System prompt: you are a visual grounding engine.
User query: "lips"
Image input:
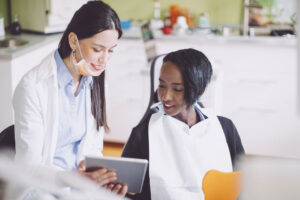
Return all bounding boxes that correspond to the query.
[163,103,175,111]
[91,63,105,71]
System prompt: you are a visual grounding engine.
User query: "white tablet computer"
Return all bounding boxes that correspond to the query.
[85,156,148,193]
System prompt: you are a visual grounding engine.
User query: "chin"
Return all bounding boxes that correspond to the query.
[164,109,177,116]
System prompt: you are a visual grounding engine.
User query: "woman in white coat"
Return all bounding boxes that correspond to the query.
[122,48,245,200]
[13,0,127,195]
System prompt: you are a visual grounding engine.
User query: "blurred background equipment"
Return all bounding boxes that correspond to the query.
[141,23,157,62]
[0,15,5,37]
[10,0,88,34]
[173,16,189,35]
[10,14,21,35]
[243,0,296,36]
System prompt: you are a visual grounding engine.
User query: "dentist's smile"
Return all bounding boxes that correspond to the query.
[91,63,105,71]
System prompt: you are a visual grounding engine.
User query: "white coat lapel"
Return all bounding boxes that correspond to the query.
[35,52,59,166]
[77,86,104,164]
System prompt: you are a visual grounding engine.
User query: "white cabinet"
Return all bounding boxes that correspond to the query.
[0,38,58,132]
[104,38,149,143]
[220,43,300,159]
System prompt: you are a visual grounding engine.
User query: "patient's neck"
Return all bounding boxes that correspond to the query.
[174,106,199,128]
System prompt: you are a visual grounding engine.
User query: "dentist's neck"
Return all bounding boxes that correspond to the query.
[63,54,81,84]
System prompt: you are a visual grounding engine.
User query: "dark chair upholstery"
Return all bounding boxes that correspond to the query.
[139,54,166,124]
[0,125,15,152]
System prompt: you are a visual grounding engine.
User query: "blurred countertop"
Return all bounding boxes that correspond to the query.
[122,26,296,47]
[0,30,297,60]
[153,34,297,47]
[0,33,62,59]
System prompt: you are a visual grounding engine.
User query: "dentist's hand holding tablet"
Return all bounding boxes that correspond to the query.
[77,160,128,195]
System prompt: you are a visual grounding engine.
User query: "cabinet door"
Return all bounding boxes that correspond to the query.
[0,60,13,132]
[48,0,87,26]
[11,41,59,92]
[104,39,149,143]
[221,44,300,159]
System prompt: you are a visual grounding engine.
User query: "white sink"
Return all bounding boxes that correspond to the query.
[0,38,28,48]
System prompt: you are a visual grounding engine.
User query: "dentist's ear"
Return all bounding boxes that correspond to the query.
[68,32,78,52]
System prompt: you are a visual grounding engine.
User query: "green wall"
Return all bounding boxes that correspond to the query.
[103,0,244,24]
[0,0,244,28]
[0,0,8,27]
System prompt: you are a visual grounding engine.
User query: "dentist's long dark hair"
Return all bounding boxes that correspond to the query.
[58,1,122,132]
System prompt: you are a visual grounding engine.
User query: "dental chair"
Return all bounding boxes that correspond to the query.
[138,54,165,124]
[0,125,15,153]
[202,169,242,200]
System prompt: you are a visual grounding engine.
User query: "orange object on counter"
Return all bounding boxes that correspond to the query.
[170,5,179,26]
[181,8,195,27]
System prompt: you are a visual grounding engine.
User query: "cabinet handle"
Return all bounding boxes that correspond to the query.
[238,79,277,85]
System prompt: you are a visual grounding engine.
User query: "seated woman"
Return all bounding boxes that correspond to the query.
[122,48,245,200]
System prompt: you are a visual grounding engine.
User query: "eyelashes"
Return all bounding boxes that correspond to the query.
[93,48,114,53]
[158,85,183,92]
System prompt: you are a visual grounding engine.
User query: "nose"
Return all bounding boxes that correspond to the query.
[99,50,109,64]
[161,89,172,102]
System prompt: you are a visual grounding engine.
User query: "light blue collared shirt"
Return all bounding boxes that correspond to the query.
[53,50,93,170]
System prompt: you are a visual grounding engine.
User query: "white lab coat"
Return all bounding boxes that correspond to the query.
[13,51,104,171]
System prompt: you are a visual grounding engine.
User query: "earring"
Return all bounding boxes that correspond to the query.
[71,49,77,60]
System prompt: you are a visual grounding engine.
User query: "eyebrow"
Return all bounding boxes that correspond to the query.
[92,43,117,49]
[159,78,183,85]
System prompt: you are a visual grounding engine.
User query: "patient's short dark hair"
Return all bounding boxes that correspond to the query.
[163,48,213,107]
